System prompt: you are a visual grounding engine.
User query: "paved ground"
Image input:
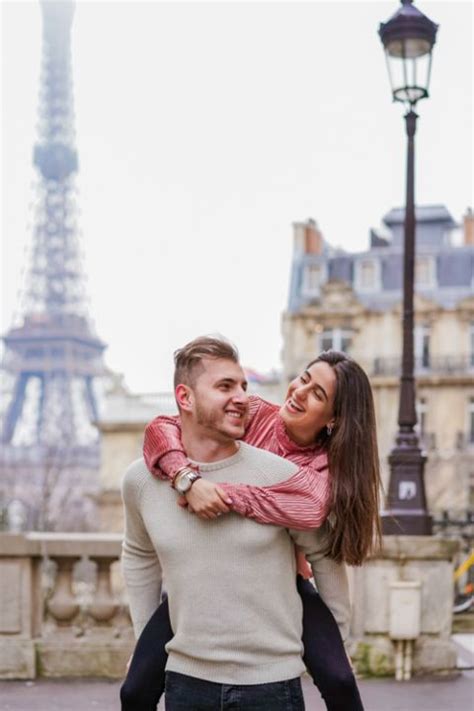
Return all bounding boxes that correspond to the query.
[1,636,473,710]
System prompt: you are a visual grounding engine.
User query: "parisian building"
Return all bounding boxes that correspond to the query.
[282,206,474,514]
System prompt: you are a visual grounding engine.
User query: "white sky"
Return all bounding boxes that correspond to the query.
[1,0,473,392]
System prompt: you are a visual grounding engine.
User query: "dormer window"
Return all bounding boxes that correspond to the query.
[415,256,436,288]
[302,263,326,296]
[355,258,380,292]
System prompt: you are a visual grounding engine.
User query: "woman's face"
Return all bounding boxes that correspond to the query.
[280,361,337,446]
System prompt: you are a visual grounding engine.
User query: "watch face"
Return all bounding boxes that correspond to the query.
[176,474,192,494]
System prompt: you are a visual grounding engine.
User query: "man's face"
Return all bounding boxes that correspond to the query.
[189,358,249,442]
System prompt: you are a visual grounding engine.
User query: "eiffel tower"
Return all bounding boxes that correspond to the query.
[0,0,106,531]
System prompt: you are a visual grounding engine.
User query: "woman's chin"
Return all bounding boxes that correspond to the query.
[280,406,296,427]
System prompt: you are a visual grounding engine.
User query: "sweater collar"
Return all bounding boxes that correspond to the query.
[189,442,245,472]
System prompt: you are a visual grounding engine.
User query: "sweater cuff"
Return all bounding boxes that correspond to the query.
[219,483,249,516]
[154,451,189,482]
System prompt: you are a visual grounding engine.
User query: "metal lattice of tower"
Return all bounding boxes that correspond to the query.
[0,0,106,531]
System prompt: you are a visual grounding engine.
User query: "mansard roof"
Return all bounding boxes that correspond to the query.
[383,204,458,229]
[288,205,473,314]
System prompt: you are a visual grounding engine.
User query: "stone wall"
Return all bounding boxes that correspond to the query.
[349,536,461,677]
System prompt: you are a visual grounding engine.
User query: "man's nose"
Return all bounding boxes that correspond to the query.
[233,388,249,406]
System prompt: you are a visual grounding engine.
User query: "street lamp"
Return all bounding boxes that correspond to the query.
[378,0,438,535]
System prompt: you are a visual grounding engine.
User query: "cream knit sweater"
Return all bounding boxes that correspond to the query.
[122,442,350,685]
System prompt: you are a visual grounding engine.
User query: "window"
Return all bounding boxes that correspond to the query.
[470,324,474,368]
[415,256,435,289]
[469,398,474,445]
[415,324,430,369]
[302,264,326,296]
[355,258,380,292]
[319,328,352,353]
[415,397,427,438]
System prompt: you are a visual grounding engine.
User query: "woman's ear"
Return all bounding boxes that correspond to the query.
[175,384,193,411]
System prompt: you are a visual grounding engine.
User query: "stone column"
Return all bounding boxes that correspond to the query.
[0,534,42,679]
[349,536,460,676]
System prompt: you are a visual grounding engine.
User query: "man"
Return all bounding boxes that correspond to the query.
[122,336,349,710]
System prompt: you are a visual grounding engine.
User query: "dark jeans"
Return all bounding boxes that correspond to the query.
[120,578,364,711]
[164,671,305,710]
[297,576,364,711]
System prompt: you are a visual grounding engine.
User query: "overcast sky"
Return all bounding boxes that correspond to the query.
[1,0,473,393]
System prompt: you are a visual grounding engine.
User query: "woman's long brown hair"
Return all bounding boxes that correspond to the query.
[310,350,382,566]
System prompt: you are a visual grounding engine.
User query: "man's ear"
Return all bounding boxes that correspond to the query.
[175,384,193,412]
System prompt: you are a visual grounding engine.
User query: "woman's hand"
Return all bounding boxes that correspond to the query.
[177,479,233,520]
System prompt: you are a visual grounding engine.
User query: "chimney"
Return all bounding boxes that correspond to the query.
[293,218,323,255]
[304,218,323,254]
[464,207,474,246]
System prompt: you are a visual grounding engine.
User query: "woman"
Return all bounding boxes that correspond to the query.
[121,350,381,711]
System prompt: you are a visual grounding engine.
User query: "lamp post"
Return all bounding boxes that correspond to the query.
[378,0,438,534]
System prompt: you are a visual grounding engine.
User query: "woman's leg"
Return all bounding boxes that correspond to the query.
[120,595,173,711]
[297,575,364,711]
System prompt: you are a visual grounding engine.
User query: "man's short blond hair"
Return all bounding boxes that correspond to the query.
[173,336,239,389]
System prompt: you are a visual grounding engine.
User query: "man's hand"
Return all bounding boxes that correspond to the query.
[177,478,233,520]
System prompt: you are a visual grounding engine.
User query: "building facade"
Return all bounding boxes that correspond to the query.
[282,207,474,514]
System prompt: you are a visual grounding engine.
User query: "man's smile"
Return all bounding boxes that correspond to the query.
[225,408,246,420]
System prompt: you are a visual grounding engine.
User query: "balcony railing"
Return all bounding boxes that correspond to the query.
[0,532,134,680]
[371,355,473,377]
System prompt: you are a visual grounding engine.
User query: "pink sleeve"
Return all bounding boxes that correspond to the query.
[143,415,189,482]
[221,464,330,530]
[242,395,280,448]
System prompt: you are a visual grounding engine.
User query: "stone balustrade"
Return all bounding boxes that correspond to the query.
[0,532,461,680]
[0,532,134,679]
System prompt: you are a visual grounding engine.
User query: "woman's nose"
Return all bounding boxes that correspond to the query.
[293,384,307,400]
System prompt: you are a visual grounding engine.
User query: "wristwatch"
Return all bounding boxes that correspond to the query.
[174,467,202,495]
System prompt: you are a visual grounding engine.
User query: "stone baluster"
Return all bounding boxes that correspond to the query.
[47,556,81,626]
[88,556,118,624]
